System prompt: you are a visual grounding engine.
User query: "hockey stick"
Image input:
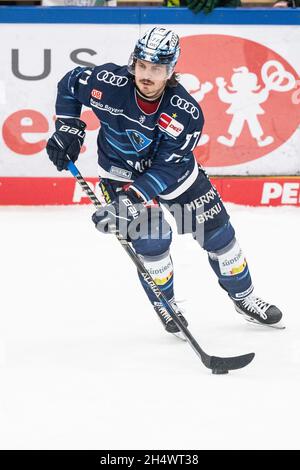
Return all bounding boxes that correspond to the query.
[67,160,255,374]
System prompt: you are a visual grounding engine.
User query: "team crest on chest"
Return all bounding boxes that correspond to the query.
[126,129,152,152]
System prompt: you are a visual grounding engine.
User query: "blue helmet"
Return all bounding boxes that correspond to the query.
[128,27,180,74]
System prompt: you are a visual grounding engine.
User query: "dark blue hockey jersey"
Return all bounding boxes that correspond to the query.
[56,63,204,202]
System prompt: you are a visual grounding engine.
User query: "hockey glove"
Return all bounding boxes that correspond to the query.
[92,187,149,239]
[46,118,86,171]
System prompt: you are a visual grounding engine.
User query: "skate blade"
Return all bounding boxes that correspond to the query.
[242,314,286,330]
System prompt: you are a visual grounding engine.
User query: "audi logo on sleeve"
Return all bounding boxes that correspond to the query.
[170,95,200,120]
[96,70,128,87]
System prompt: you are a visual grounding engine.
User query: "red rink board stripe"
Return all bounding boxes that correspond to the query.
[214,176,300,206]
[0,177,83,205]
[0,176,300,206]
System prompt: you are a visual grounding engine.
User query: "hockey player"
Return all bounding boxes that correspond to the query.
[46,27,283,333]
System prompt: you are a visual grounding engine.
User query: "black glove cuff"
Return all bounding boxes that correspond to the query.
[125,188,144,205]
[55,117,86,131]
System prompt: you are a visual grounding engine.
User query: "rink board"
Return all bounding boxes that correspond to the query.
[0,176,299,206]
[0,7,300,205]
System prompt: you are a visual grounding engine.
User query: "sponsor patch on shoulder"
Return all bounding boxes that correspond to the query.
[91,89,102,100]
[158,113,184,137]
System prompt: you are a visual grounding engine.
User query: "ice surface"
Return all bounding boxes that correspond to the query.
[0,204,299,450]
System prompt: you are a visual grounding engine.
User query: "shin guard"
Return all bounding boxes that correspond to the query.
[137,251,174,304]
[208,238,253,300]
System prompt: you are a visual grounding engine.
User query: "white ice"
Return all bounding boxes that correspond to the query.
[0,203,299,450]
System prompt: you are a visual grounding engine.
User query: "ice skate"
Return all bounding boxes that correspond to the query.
[154,301,188,338]
[232,294,285,329]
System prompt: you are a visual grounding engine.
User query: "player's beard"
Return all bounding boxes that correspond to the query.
[136,79,166,100]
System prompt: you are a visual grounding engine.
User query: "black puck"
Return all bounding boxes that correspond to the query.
[212,369,229,375]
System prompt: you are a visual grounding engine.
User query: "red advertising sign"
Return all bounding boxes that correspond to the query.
[178,34,300,167]
[1,176,299,206]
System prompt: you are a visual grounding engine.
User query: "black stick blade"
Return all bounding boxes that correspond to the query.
[209,352,255,372]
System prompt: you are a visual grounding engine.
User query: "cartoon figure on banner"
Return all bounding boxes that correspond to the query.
[216,60,296,148]
[180,73,213,145]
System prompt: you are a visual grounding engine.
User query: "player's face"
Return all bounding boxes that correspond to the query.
[135,59,169,99]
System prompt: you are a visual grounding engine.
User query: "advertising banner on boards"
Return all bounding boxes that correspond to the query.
[1,9,300,205]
